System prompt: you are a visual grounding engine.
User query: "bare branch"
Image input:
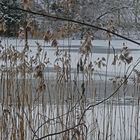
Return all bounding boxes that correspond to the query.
[35,123,84,140]
[96,6,129,20]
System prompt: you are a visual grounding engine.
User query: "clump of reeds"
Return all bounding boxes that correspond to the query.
[0,14,140,140]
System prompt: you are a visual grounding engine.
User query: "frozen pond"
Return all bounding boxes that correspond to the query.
[1,38,140,78]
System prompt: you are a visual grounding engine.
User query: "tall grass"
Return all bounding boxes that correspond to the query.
[0,33,140,140]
